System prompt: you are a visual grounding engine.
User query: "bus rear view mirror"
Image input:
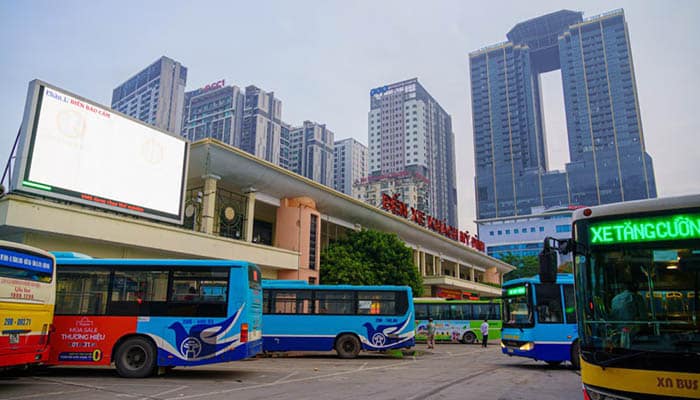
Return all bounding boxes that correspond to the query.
[539,238,558,284]
[539,250,557,283]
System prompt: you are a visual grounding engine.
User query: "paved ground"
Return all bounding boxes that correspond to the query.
[0,342,581,400]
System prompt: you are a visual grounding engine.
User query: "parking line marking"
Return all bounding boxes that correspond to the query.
[164,360,412,400]
[2,388,92,400]
[273,372,297,383]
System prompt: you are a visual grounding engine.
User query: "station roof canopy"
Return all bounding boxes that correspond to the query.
[188,139,514,274]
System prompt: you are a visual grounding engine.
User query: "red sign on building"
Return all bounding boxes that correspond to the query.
[381,193,485,252]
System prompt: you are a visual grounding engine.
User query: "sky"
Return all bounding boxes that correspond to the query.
[1,0,699,233]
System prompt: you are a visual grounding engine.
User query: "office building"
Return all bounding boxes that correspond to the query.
[355,171,429,213]
[279,122,291,171]
[181,81,243,146]
[479,206,575,261]
[470,9,656,221]
[333,138,368,197]
[363,78,458,226]
[240,85,282,164]
[111,56,187,134]
[289,121,334,187]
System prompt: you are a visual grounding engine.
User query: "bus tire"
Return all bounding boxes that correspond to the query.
[115,337,157,378]
[570,340,581,370]
[462,331,477,344]
[336,334,361,359]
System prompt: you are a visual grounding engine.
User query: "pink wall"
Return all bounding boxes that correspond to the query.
[274,197,320,282]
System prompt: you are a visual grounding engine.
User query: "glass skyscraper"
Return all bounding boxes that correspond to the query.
[470,9,656,220]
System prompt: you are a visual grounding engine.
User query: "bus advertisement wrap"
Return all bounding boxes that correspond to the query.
[12,80,188,224]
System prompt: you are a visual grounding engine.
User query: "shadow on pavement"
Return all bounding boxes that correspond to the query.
[2,366,258,381]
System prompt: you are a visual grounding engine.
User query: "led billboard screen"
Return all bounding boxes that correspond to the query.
[13,81,188,224]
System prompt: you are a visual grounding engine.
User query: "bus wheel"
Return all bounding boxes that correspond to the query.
[336,334,361,359]
[462,332,477,344]
[115,337,157,378]
[570,340,581,370]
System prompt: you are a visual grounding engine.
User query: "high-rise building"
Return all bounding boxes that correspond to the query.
[279,122,291,171]
[333,138,368,197]
[363,78,458,226]
[240,85,282,164]
[181,80,243,146]
[470,9,656,221]
[289,121,334,187]
[355,171,429,214]
[111,56,187,134]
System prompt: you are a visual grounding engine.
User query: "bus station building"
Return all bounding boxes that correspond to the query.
[0,139,513,298]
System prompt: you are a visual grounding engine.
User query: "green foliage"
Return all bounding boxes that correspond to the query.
[320,229,423,296]
[501,253,540,282]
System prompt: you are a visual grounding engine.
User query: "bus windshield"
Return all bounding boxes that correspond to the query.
[578,244,700,354]
[503,285,533,328]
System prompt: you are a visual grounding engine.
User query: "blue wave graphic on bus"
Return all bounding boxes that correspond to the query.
[149,304,245,362]
[360,313,414,349]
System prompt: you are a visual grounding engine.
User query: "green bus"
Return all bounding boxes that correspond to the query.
[414,298,502,344]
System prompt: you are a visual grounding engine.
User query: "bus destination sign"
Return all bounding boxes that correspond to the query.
[505,286,526,296]
[589,213,700,245]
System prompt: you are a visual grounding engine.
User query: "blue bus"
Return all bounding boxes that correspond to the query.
[501,274,579,368]
[49,252,263,377]
[262,280,415,358]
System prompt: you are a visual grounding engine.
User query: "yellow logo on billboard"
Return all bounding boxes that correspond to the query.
[56,110,86,139]
[141,137,164,165]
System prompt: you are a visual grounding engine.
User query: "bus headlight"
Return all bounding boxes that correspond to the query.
[519,342,534,351]
[583,384,632,400]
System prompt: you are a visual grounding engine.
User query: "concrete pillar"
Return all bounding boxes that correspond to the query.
[470,267,475,282]
[201,174,221,235]
[244,188,257,242]
[420,251,426,276]
[275,197,320,283]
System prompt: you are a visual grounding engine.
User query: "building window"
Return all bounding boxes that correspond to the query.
[530,227,536,233]
[498,230,502,235]
[539,227,544,232]
[505,229,510,235]
[490,231,494,236]
[555,224,571,233]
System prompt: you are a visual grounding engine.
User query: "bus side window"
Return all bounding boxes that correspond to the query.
[415,304,429,320]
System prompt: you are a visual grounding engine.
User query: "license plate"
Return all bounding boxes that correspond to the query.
[9,333,19,344]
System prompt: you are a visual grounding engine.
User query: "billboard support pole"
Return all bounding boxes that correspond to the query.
[1,127,22,191]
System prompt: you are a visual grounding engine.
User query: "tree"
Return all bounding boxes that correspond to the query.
[320,229,423,296]
[501,253,540,282]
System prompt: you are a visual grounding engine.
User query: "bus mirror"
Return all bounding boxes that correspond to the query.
[539,238,558,284]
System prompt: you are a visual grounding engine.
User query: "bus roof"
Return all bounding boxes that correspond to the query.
[262,279,411,292]
[572,194,700,222]
[502,273,574,287]
[413,297,500,303]
[51,252,255,268]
